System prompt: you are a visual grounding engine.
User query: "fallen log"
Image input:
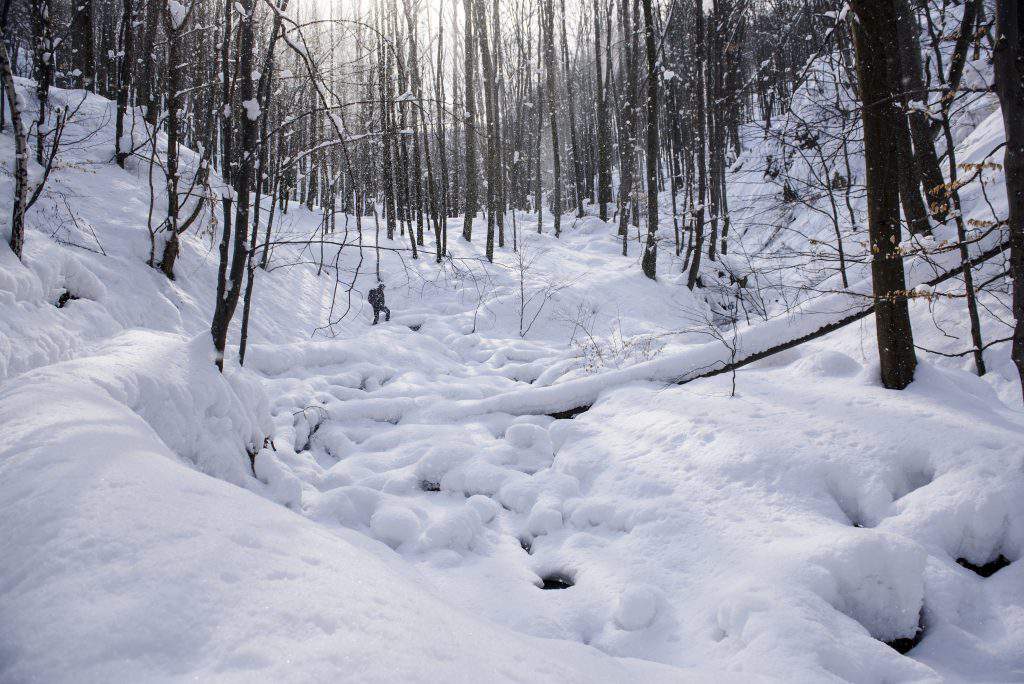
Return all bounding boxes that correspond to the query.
[411,240,1011,424]
[690,240,1011,387]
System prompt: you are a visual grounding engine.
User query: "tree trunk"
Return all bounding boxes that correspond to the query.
[211,0,259,372]
[542,0,561,237]
[558,0,584,218]
[686,0,707,289]
[594,0,611,221]
[114,0,134,167]
[851,0,917,390]
[139,0,160,127]
[894,0,946,221]
[616,0,638,245]
[462,0,478,241]
[158,4,185,279]
[639,0,659,279]
[474,0,498,261]
[32,0,53,165]
[992,0,1024,400]
[378,32,397,242]
[1,32,27,260]
[70,0,95,89]
[946,0,979,103]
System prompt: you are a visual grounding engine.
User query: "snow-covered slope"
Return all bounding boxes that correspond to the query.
[0,335,689,683]
[2,55,1023,684]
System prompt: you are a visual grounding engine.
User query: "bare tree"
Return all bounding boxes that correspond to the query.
[850,0,917,389]
[541,0,561,237]
[639,0,658,278]
[1,29,27,259]
[992,0,1024,399]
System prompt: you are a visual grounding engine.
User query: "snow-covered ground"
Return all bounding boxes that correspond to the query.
[2,61,1023,683]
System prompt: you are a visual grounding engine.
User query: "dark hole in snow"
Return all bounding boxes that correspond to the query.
[830,490,869,529]
[957,554,1010,578]
[537,573,575,590]
[885,631,923,655]
[547,405,590,420]
[884,612,924,655]
[520,537,533,554]
[419,480,441,492]
[409,324,422,332]
[55,290,79,308]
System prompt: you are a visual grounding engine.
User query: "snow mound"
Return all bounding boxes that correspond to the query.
[614,585,661,631]
[792,349,863,378]
[0,369,688,682]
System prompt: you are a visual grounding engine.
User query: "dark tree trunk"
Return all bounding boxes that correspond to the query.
[474,0,498,261]
[462,0,478,241]
[70,0,95,89]
[158,3,185,279]
[491,0,506,247]
[993,0,1024,400]
[139,0,161,127]
[542,0,561,237]
[686,0,707,290]
[616,0,638,246]
[639,0,659,279]
[211,0,259,372]
[378,32,397,242]
[1,31,27,259]
[558,0,584,218]
[894,100,932,236]
[32,0,53,165]
[946,0,979,102]
[894,0,946,221]
[434,3,449,261]
[851,0,917,390]
[114,0,134,167]
[594,0,611,221]
[240,7,285,367]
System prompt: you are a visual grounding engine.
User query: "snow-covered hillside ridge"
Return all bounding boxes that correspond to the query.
[2,51,1023,684]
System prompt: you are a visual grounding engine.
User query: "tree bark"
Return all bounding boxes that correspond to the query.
[594,0,611,221]
[992,0,1024,399]
[639,0,659,278]
[851,0,917,390]
[158,3,185,279]
[616,0,638,246]
[70,0,95,89]
[474,0,498,261]
[139,0,161,127]
[211,0,259,371]
[1,31,27,260]
[114,0,134,167]
[462,0,478,241]
[894,0,946,221]
[686,0,707,289]
[542,0,561,237]
[32,0,53,165]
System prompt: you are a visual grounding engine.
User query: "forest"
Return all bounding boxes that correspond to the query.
[1,0,1023,680]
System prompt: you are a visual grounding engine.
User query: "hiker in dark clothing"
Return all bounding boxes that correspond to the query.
[368,283,390,325]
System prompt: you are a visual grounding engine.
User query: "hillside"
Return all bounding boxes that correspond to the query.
[2,51,1023,684]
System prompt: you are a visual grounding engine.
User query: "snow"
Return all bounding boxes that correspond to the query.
[167,0,187,29]
[614,585,660,631]
[1,50,1023,683]
[242,98,261,121]
[0,371,685,683]
[370,505,422,548]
